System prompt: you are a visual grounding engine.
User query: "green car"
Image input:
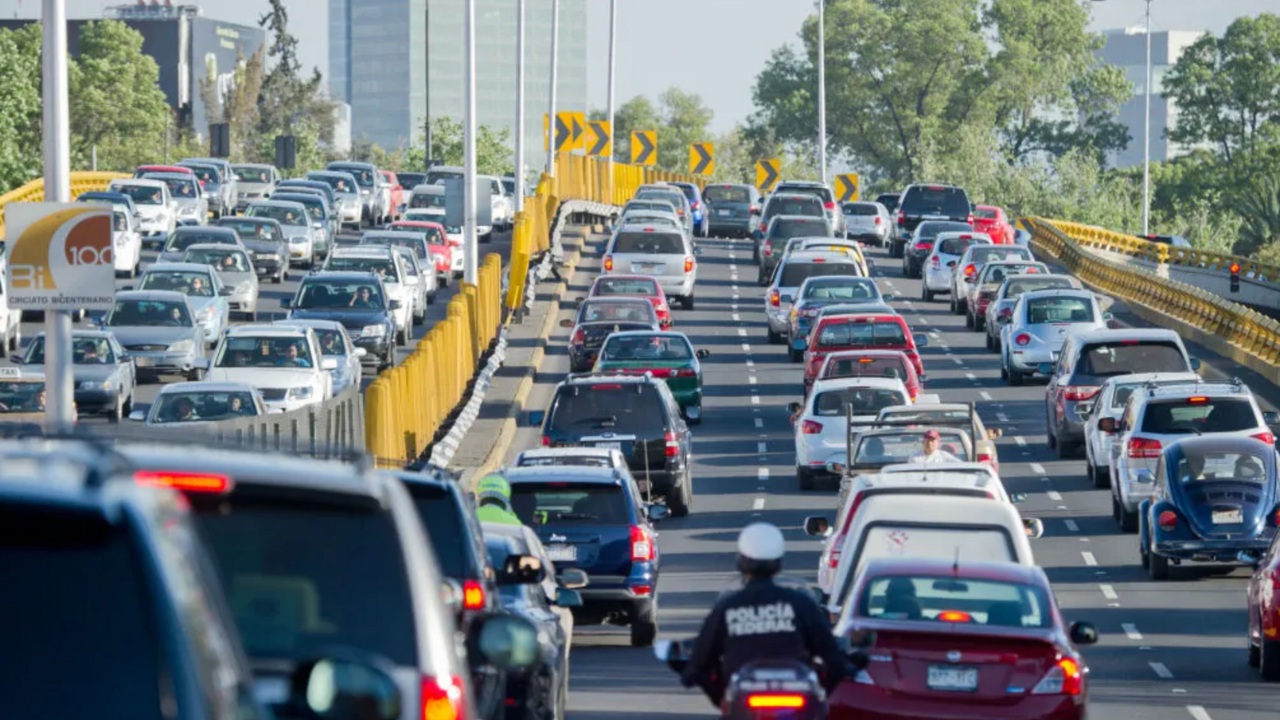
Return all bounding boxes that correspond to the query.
[591,331,709,424]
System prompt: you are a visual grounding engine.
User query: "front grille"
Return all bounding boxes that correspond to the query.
[127,344,167,352]
[259,388,288,401]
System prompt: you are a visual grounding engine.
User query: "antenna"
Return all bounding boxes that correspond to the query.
[952,546,960,575]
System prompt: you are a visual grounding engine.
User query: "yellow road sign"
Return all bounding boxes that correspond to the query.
[587,120,612,156]
[571,112,586,151]
[755,158,781,192]
[689,143,714,176]
[631,130,657,165]
[543,113,549,151]
[835,173,860,202]
[554,112,576,151]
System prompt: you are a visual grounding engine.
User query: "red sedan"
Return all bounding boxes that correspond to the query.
[832,557,1097,720]
[387,220,454,282]
[1247,541,1280,678]
[587,275,673,328]
[803,314,924,390]
[814,349,922,400]
[973,205,1015,245]
[382,170,404,220]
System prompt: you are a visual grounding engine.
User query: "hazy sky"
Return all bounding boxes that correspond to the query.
[24,0,1280,133]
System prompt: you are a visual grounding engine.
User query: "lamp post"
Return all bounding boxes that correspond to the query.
[817,0,827,183]
[545,0,560,177]
[514,0,526,212]
[41,0,75,431]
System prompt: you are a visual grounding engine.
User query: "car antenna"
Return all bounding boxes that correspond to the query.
[952,546,961,575]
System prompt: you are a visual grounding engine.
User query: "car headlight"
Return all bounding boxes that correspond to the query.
[198,306,218,321]
[180,205,199,216]
[78,380,112,390]
[235,281,254,294]
[289,386,314,399]
[169,340,194,353]
[259,253,281,261]
[361,324,387,338]
[290,235,308,244]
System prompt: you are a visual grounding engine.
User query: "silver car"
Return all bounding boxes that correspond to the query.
[16,331,137,422]
[763,251,861,344]
[142,172,207,227]
[307,170,365,229]
[842,201,891,245]
[961,260,1049,332]
[108,179,174,244]
[949,243,1035,314]
[181,157,240,214]
[98,290,206,382]
[983,274,1081,352]
[182,243,260,320]
[232,163,280,211]
[157,225,243,264]
[921,231,991,301]
[999,289,1111,383]
[136,262,233,346]
[245,200,319,267]
[774,180,844,237]
[1078,372,1200,489]
[619,211,683,234]
[134,381,267,425]
[274,319,366,394]
[327,162,386,225]
[602,222,698,309]
[178,161,234,218]
[635,185,693,236]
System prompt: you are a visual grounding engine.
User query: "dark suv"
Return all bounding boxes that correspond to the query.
[891,184,973,257]
[283,271,399,370]
[758,215,834,282]
[215,216,291,283]
[754,192,827,246]
[900,220,974,279]
[532,373,694,516]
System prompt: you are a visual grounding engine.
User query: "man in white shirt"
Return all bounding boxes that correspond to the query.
[909,429,961,464]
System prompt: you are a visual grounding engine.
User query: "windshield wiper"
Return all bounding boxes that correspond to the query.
[554,513,599,521]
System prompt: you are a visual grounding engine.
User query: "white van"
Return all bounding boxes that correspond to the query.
[824,494,1038,616]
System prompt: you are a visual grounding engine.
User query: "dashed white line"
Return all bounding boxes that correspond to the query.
[1064,519,1079,532]
[754,418,764,428]
[748,376,758,384]
[753,497,766,510]
[1081,551,1098,566]
[732,313,741,321]
[1030,462,1045,474]
[996,412,1009,422]
[1047,490,1063,501]
[751,395,760,405]
[1122,623,1143,640]
[757,468,769,480]
[757,441,767,454]
[965,372,977,381]
[1014,436,1027,447]
[746,359,754,368]
[737,328,748,337]
[1149,662,1174,679]
[952,357,964,365]
[980,391,993,401]
[1099,584,1118,600]
[1187,706,1212,720]
[741,343,751,352]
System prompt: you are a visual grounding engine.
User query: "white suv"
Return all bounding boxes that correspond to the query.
[787,376,910,490]
[921,231,991,302]
[1079,372,1200,489]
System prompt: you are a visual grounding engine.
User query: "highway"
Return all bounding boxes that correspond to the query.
[500,229,1274,720]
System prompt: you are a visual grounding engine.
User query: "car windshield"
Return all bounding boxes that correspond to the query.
[107,299,192,327]
[517,455,613,468]
[1176,450,1268,484]
[767,197,824,218]
[246,205,307,227]
[165,231,234,253]
[216,336,314,368]
[903,186,969,216]
[511,483,630,525]
[364,235,426,259]
[594,278,658,296]
[581,301,656,323]
[855,431,969,463]
[635,190,684,207]
[859,575,1050,628]
[151,390,258,423]
[1027,297,1092,324]
[771,218,829,238]
[235,167,271,183]
[0,381,45,413]
[296,281,385,310]
[218,219,281,243]
[1142,399,1258,435]
[326,256,399,281]
[824,356,908,381]
[612,232,684,255]
[844,203,878,216]
[1005,277,1073,297]
[802,279,877,301]
[410,192,446,209]
[185,249,250,272]
[25,337,113,365]
[915,221,972,240]
[974,207,999,220]
[114,184,164,205]
[813,387,907,417]
[305,328,345,356]
[183,166,218,183]
[625,201,675,214]
[548,384,666,434]
[1110,380,1191,409]
[426,169,463,184]
[331,166,375,186]
[777,185,834,202]
[112,211,129,231]
[981,264,1041,284]
[1078,341,1187,376]
[704,186,750,203]
[601,335,693,362]
[276,197,324,221]
[817,320,906,348]
[139,270,215,297]
[390,225,445,245]
[880,408,969,424]
[937,236,984,256]
[146,176,197,198]
[780,261,859,287]
[622,215,679,230]
[970,246,1030,264]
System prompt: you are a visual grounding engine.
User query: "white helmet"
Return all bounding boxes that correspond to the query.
[737,522,786,561]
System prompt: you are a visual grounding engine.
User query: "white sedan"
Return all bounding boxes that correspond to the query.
[787,376,910,490]
[205,325,336,413]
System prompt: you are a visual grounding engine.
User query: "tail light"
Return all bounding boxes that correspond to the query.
[691,200,700,210]
[462,580,485,610]
[802,419,823,434]
[966,213,974,225]
[748,695,807,710]
[673,368,697,378]
[665,430,680,457]
[540,435,550,446]
[135,471,231,493]
[828,546,843,568]
[930,255,940,268]
[571,327,586,345]
[1252,431,1276,445]
[760,221,768,232]
[1128,437,1162,458]
[1014,333,1031,346]
[964,264,976,277]
[823,201,835,211]
[604,255,613,271]
[421,675,466,720]
[631,525,655,561]
[938,610,973,623]
[770,289,781,307]
[999,307,1013,320]
[874,216,882,225]
[750,206,760,214]
[1157,510,1178,531]
[977,452,992,463]
[914,241,931,251]
[896,210,905,225]
[684,256,694,273]
[1032,657,1083,695]
[763,240,773,256]
[1063,386,1100,402]
[677,208,685,217]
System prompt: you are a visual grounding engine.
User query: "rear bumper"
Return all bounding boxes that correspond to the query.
[1007,348,1056,373]
[568,346,599,371]
[1154,537,1271,561]
[708,216,752,232]
[74,388,120,413]
[830,683,1085,720]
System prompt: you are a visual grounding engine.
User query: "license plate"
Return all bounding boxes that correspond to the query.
[546,545,577,562]
[257,266,269,274]
[717,209,731,216]
[133,357,155,367]
[1213,508,1243,524]
[927,665,978,692]
[594,442,622,450]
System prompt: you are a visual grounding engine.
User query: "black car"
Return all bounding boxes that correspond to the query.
[284,272,400,369]
[753,192,827,246]
[531,373,694,516]
[891,183,973,259]
[758,215,834,282]
[876,192,901,217]
[900,219,974,279]
[277,178,338,208]
[215,216,291,283]
[562,297,661,373]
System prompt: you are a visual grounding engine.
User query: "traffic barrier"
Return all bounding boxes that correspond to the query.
[205,383,365,457]
[0,171,130,236]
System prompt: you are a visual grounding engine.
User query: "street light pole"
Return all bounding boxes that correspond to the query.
[424,0,432,170]
[545,0,560,178]
[462,0,478,283]
[41,0,75,432]
[817,0,827,183]
[514,0,526,212]
[1141,0,1153,235]
[607,0,617,196]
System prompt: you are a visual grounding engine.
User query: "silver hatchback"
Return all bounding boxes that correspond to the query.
[1000,289,1110,383]
[603,223,698,309]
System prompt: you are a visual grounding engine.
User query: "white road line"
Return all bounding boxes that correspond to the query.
[737,328,748,337]
[748,376,758,384]
[757,441,767,454]
[965,372,977,381]
[1064,519,1079,532]
[751,395,760,405]
[1099,584,1118,600]
[732,313,741,321]
[1014,436,1027,447]
[952,357,964,365]
[1187,706,1212,720]
[757,468,769,480]
[741,343,751,352]
[996,412,1009,422]
[1150,662,1174,679]
[1081,551,1098,566]
[1030,462,1045,474]
[980,391,993,401]
[753,497,766,510]
[1047,490,1063,501]
[754,418,764,428]
[746,359,755,367]
[1122,623,1143,640]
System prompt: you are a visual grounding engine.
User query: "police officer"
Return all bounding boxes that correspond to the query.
[681,522,856,706]
[474,473,522,526]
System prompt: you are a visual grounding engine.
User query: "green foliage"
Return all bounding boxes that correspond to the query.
[0,25,43,191]
[400,117,514,177]
[610,95,661,164]
[255,0,336,155]
[1235,169,1280,256]
[200,46,265,163]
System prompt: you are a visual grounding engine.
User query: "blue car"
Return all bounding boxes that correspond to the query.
[504,464,669,647]
[1139,436,1279,580]
[667,181,708,238]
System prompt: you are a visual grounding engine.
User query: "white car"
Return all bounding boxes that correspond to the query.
[110,203,143,278]
[788,376,910,490]
[0,259,22,357]
[390,244,437,326]
[603,222,698,310]
[921,231,992,301]
[513,447,633,477]
[141,172,208,227]
[323,247,415,344]
[481,174,513,233]
[842,201,891,246]
[999,289,1110,385]
[107,179,174,245]
[1079,372,1200,489]
[272,319,366,395]
[134,381,268,425]
[245,200,320,267]
[205,325,336,413]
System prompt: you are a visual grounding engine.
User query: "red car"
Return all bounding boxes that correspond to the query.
[1247,538,1280,678]
[973,205,1015,245]
[387,220,454,280]
[814,349,922,400]
[832,557,1098,720]
[382,170,405,219]
[134,164,197,181]
[803,314,925,390]
[588,275,673,328]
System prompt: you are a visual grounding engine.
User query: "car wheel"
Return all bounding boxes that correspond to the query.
[413,308,425,326]
[1264,638,1280,681]
[766,327,782,344]
[667,482,690,518]
[108,395,123,424]
[1000,362,1008,380]
[186,367,203,382]
[1117,498,1138,533]
[985,333,995,351]
[954,297,966,316]
[921,285,934,302]
[1057,434,1078,460]
[1148,547,1171,580]
[965,310,975,329]
[630,599,658,647]
[681,295,695,310]
[1090,461,1110,489]
[787,345,803,363]
[396,326,408,346]
[973,313,985,331]
[1008,368,1023,386]
[797,467,815,491]
[948,294,958,313]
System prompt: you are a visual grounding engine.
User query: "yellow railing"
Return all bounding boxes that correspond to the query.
[0,172,130,236]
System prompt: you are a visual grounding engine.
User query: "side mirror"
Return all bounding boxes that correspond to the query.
[946,260,957,268]
[389,299,402,310]
[826,461,847,476]
[355,347,368,358]
[558,568,589,589]
[128,409,147,422]
[554,588,583,608]
[881,293,894,302]
[280,657,402,720]
[1068,621,1099,646]
[987,428,1003,439]
[996,315,1011,325]
[1011,492,1028,503]
[1077,402,1094,419]
[646,503,670,522]
[1264,411,1280,426]
[1022,517,1045,539]
[192,358,210,370]
[528,409,545,427]
[1098,417,1118,433]
[1134,469,1154,484]
[964,275,976,283]
[804,515,831,537]
[559,318,574,328]
[321,358,339,371]
[1037,362,1054,375]
[279,297,291,309]
[467,613,540,670]
[696,349,711,359]
[1190,357,1202,371]
[8,356,20,364]
[1103,312,1114,321]
[440,578,463,612]
[786,401,803,415]
[913,333,929,347]
[498,554,546,585]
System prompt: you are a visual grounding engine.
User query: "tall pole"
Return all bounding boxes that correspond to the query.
[545,0,560,177]
[1141,0,1152,235]
[41,0,74,432]
[607,0,617,198]
[462,0,478,283]
[817,0,827,183]
[424,0,433,170]
[514,0,526,212]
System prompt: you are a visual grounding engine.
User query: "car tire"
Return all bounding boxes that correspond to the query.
[797,467,815,491]
[630,599,658,647]
[1056,433,1078,459]
[921,285,934,302]
[1263,638,1280,681]
[667,480,690,517]
[1116,496,1138,533]
[1090,461,1110,489]
[1008,368,1023,386]
[964,310,975,329]
[787,346,803,363]
[108,394,123,423]
[1148,547,1171,580]
[767,327,782,344]
[681,295,695,310]
[1249,617,1262,668]
[985,333,995,351]
[186,367,204,382]
[973,313,985,331]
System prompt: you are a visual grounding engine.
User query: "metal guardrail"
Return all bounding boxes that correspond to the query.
[207,383,365,457]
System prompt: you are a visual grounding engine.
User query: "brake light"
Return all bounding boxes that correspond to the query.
[134,470,231,493]
[763,240,773,256]
[760,221,768,232]
[1252,432,1276,445]
[540,435,550,446]
[571,327,586,345]
[691,200,699,210]
[1186,396,1209,404]
[930,255,940,268]
[1063,386,1100,401]
[1014,333,1031,346]
[1158,510,1178,531]
[998,307,1013,319]
[770,289,781,307]
[462,580,485,610]
[665,430,680,457]
[967,213,974,225]
[1128,437,1162,459]
[914,241,931,251]
[684,256,694,273]
[631,525,655,561]
[749,206,760,214]
[823,201,835,210]
[874,216,882,225]
[604,255,613,271]
[828,546,843,568]
[964,264,976,276]
[896,210,905,225]
[673,368,697,378]
[938,610,973,623]
[421,675,466,720]
[748,695,806,710]
[802,419,823,434]
[1032,657,1083,695]
[591,384,623,390]
[977,452,992,463]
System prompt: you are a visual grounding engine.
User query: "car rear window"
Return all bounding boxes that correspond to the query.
[548,384,667,435]
[1027,297,1092,324]
[803,279,878,301]
[854,431,969,463]
[858,575,1048,628]
[938,237,982,256]
[770,218,828,238]
[902,186,970,217]
[915,221,972,240]
[817,320,907,348]
[407,487,475,580]
[781,261,859,287]
[510,483,630,525]
[1177,451,1267,484]
[595,278,659,296]
[876,194,900,213]
[1141,399,1258,434]
[981,264,1041,284]
[193,502,417,665]
[767,196,824,218]
[581,301,656,324]
[824,355,909,381]
[1005,277,1074,297]
[601,334,693,361]
[669,184,698,202]
[843,203,878,216]
[1077,341,1188,377]
[517,455,613,468]
[1110,380,1192,410]
[813,387,907,416]
[776,185,833,203]
[612,232,684,255]
[971,246,1029,264]
[704,186,751,203]
[1,507,164,720]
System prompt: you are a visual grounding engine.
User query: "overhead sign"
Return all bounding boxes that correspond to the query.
[4,202,116,310]
[755,158,781,192]
[835,173,860,202]
[571,112,586,151]
[689,143,714,176]
[631,130,657,165]
[554,112,576,152]
[587,120,612,157]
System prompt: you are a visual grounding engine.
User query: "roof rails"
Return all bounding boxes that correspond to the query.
[1143,376,1246,397]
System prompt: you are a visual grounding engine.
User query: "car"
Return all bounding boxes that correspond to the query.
[273,319,366,394]
[843,201,891,245]
[1043,328,1200,458]
[15,331,136,422]
[803,313,927,391]
[963,260,1049,331]
[182,243,259,320]
[386,220,458,284]
[702,183,761,238]
[134,381,266,424]
[326,161,388,224]
[359,232,440,321]
[98,291,206,383]
[271,191,336,256]
[141,172,207,226]
[892,183,973,250]
[984,273,1081,351]
[765,251,863,346]
[481,174,513,235]
[773,179,844,235]
[205,324,336,412]
[921,231,992,302]
[899,220,974,278]
[382,170,406,220]
[245,200,320,267]
[178,161,233,218]
[503,463,670,646]
[587,275,674,329]
[753,192,827,247]
[1000,289,1112,386]
[602,226,697,310]
[1140,436,1279,583]
[514,446,633,474]
[136,262,232,346]
[634,185,693,237]
[306,170,366,228]
[0,368,64,431]
[76,189,138,219]
[107,178,174,244]
[156,225,243,264]
[830,558,1097,720]
[532,373,694,516]
[323,247,415,343]
[102,202,144,278]
[215,216,292,284]
[1111,380,1276,532]
[367,225,450,285]
[398,171,427,195]
[592,330,710,423]
[1078,371,1202,489]
[666,181,708,237]
[786,276,889,359]
[973,204,1016,244]
[875,192,900,217]
[408,183,448,219]
[876,402,1003,472]
[277,177,340,214]
[232,163,280,211]
[115,442,541,720]
[562,297,661,373]
[179,157,239,211]
[283,272,401,370]
[618,211,683,235]
[789,376,911,490]
[948,242,1035,315]
[830,424,976,489]
[757,215,834,279]
[134,163,195,179]
[788,236,872,279]
[1246,493,1280,677]
[620,198,680,226]
[815,350,921,401]
[0,259,22,357]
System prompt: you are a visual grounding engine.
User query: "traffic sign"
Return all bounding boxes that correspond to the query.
[689,143,714,176]
[755,158,780,192]
[554,112,577,151]
[543,113,549,151]
[631,130,657,165]
[835,173,860,202]
[571,112,586,151]
[587,120,612,157]
[5,202,116,310]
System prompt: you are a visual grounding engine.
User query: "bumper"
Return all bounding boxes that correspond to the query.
[568,346,599,372]
[708,216,752,232]
[1154,537,1271,561]
[288,242,313,260]
[128,351,198,376]
[229,295,258,313]
[670,388,701,410]
[766,310,790,333]
[341,205,362,222]
[74,388,120,413]
[1007,348,1057,373]
[264,396,316,413]
[923,269,952,291]
[655,275,696,298]
[830,684,1085,720]
[253,259,285,277]
[628,463,682,492]
[1118,469,1154,511]
[354,336,392,362]
[198,320,221,343]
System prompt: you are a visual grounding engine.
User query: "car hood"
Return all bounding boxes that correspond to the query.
[242,238,284,255]
[215,270,256,287]
[109,325,199,346]
[239,182,274,194]
[288,308,391,330]
[181,295,220,314]
[73,364,117,382]
[173,197,202,208]
[207,367,318,387]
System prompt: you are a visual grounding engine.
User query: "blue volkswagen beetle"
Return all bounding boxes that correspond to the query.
[1139,436,1279,580]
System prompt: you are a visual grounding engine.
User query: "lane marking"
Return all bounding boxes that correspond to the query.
[1081,551,1098,566]
[996,412,1009,422]
[746,359,755,368]
[1150,662,1173,679]
[1047,490,1063,501]
[1187,707,1212,720]
[741,343,751,352]
[754,418,764,428]
[748,376,758,384]
[757,441,767,454]
[757,468,769,480]
[737,328,748,337]
[1030,462,1045,474]
[753,497,766,510]
[980,391,993,401]
[1099,584,1118,600]
[732,313,741,321]
[751,395,760,405]
[952,357,964,365]
[965,372,977,381]
[1014,436,1027,447]
[1064,519,1079,532]
[1122,623,1143,640]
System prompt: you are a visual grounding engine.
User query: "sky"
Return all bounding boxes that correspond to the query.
[19,0,1280,133]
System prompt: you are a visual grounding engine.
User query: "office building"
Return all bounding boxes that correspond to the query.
[330,0,588,169]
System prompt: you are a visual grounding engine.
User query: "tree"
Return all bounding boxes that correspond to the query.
[610,95,661,164]
[256,0,336,156]
[656,87,714,170]
[200,46,265,162]
[403,117,515,176]
[0,24,43,192]
[1235,169,1280,256]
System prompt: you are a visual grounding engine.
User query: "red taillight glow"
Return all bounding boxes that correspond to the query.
[631,525,655,561]
[1033,658,1084,696]
[1015,333,1031,346]
[802,419,823,434]
[421,675,465,720]
[1158,510,1178,531]
[977,452,992,464]
[914,241,931,251]
[1128,437,1162,458]
[763,240,773,256]
[967,213,975,225]
[673,368,697,378]
[604,255,613,272]
[999,307,1013,319]
[938,610,973,623]
[571,328,586,345]
[540,435,550,446]
[1252,431,1276,445]
[748,695,806,710]
[1063,386,1100,401]
[896,211,905,225]
[1186,396,1209,404]
[964,264,976,276]
[684,256,694,273]
[828,547,843,568]
[823,201,835,210]
[770,289,781,307]
[760,221,768,232]
[135,470,231,493]
[665,430,680,457]
[462,580,485,610]
[931,255,940,268]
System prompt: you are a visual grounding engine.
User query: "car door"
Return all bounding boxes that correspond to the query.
[109,335,135,399]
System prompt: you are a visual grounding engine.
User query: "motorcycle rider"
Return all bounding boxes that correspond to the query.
[681,522,858,706]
